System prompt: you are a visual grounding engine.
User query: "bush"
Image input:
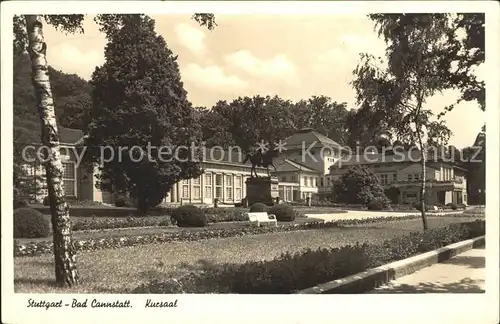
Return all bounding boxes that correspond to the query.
[250,203,268,213]
[14,208,50,238]
[114,196,130,207]
[446,203,458,210]
[268,204,296,222]
[43,196,50,206]
[164,220,485,293]
[171,205,207,227]
[71,216,173,231]
[413,202,431,212]
[203,207,248,223]
[366,200,385,211]
[332,166,391,206]
[70,200,105,207]
[14,197,29,209]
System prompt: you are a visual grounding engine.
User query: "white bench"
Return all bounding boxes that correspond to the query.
[246,212,277,227]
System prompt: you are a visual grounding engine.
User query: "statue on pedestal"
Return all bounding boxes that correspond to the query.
[243,145,279,178]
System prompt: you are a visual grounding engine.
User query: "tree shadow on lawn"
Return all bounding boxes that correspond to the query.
[369,277,485,293]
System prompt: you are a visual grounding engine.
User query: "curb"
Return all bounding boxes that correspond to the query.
[296,235,485,294]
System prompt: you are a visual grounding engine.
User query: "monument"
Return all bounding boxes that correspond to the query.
[245,176,280,206]
[242,145,280,206]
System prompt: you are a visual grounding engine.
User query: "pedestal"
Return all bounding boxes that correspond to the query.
[245,176,279,206]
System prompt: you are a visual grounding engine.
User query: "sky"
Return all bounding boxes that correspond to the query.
[43,14,486,149]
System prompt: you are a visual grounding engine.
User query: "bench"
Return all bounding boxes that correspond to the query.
[246,212,278,227]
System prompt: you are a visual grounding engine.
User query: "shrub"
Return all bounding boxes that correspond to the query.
[446,203,458,210]
[366,200,385,211]
[164,220,485,294]
[114,196,129,207]
[250,203,268,213]
[413,202,432,212]
[43,196,50,206]
[457,203,466,210]
[269,204,296,222]
[203,207,248,223]
[14,197,29,209]
[171,205,208,227]
[70,200,105,207]
[14,208,50,238]
[332,166,390,205]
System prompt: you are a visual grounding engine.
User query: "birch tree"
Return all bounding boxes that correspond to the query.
[14,14,85,286]
[352,14,458,230]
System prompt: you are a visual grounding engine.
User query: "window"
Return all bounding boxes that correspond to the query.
[62,162,76,196]
[215,174,223,199]
[204,173,212,199]
[320,177,324,187]
[291,175,297,182]
[225,175,233,201]
[285,187,292,201]
[436,171,440,180]
[235,175,242,201]
[310,177,314,187]
[380,174,388,185]
[182,179,190,199]
[413,173,420,180]
[192,176,201,199]
[193,186,201,199]
[392,173,397,183]
[407,174,413,181]
[304,176,308,186]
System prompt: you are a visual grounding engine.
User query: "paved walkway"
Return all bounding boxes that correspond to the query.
[306,210,463,222]
[368,247,485,293]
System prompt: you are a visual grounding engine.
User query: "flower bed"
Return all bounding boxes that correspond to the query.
[132,220,485,294]
[14,214,481,257]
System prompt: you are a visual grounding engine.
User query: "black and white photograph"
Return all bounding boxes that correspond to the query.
[2,1,499,324]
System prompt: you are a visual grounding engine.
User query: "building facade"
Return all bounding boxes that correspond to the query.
[271,128,349,202]
[328,151,468,205]
[21,127,467,206]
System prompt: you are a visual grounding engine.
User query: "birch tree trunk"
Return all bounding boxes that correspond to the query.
[25,15,79,286]
[420,145,428,231]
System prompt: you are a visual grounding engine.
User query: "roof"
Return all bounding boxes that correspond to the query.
[275,158,318,173]
[59,127,84,144]
[26,126,85,146]
[200,148,265,169]
[284,128,345,151]
[336,150,466,169]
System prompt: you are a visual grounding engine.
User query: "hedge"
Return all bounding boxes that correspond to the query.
[71,216,173,231]
[132,220,485,294]
[14,214,482,257]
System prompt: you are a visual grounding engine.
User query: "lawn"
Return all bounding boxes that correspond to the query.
[14,216,480,293]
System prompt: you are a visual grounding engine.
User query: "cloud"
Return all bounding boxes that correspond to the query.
[224,50,297,81]
[175,23,207,55]
[182,63,249,91]
[47,43,103,80]
[316,32,386,66]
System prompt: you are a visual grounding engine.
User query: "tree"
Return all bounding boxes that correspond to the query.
[86,15,203,215]
[14,14,85,286]
[210,95,296,153]
[332,166,390,207]
[14,52,92,130]
[352,14,463,230]
[369,14,485,113]
[291,96,349,145]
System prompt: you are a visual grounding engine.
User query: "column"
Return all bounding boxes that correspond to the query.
[200,172,205,204]
[189,178,193,203]
[232,174,236,203]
